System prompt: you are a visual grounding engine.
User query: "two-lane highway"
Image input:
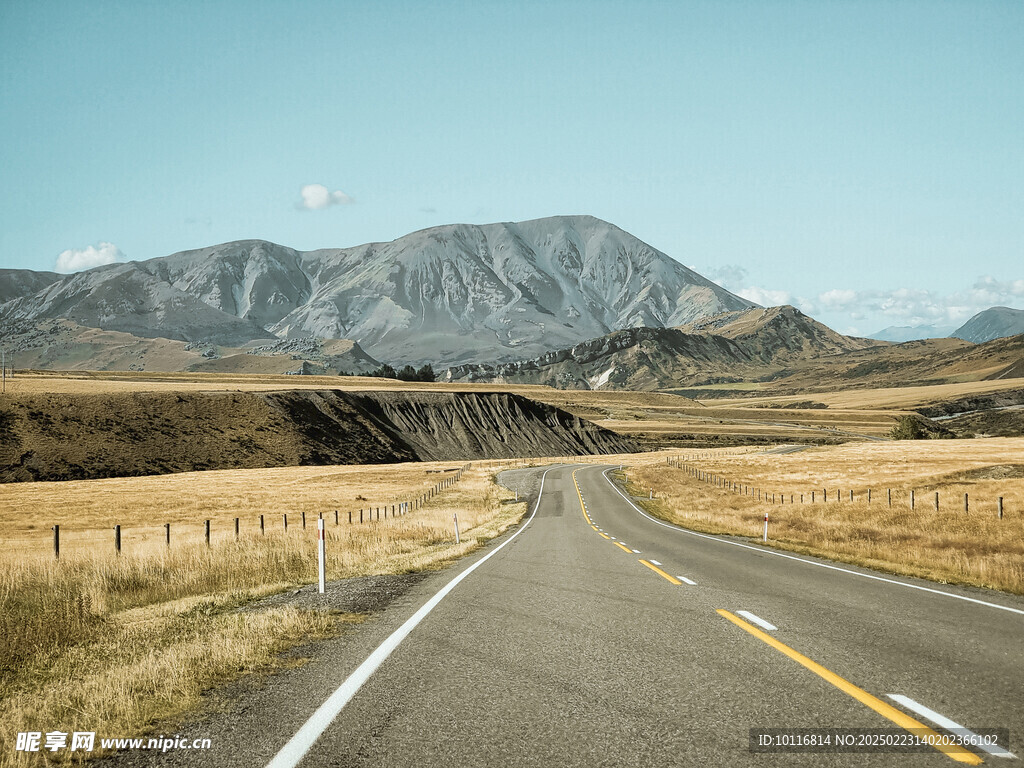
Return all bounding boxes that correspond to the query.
[121,463,1022,767]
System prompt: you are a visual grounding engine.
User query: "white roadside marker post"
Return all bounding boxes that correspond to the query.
[763,512,768,542]
[453,513,461,544]
[317,518,326,594]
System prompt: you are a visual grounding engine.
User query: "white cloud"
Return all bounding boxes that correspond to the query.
[703,264,749,289]
[810,280,1024,327]
[298,183,354,210]
[736,286,793,307]
[55,242,125,273]
[970,276,1024,306]
[818,289,859,310]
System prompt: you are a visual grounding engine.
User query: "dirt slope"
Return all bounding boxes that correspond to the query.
[0,390,638,482]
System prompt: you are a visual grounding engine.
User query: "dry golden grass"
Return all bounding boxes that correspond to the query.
[624,439,1024,594]
[0,462,527,766]
[709,378,1024,410]
[0,460,474,555]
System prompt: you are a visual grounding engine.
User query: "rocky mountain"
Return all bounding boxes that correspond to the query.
[447,306,883,390]
[0,216,754,367]
[867,324,957,342]
[0,319,381,375]
[676,305,880,357]
[952,306,1024,343]
[0,269,60,303]
[0,263,274,346]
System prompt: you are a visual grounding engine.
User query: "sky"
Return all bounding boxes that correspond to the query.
[1,0,1022,337]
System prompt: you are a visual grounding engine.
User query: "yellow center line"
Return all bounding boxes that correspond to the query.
[639,559,683,586]
[598,532,611,540]
[615,541,632,553]
[716,610,983,765]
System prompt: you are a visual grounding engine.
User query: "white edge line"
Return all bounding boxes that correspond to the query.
[886,694,1017,759]
[737,610,778,631]
[265,466,559,768]
[631,549,641,554]
[600,468,1024,617]
[650,560,662,566]
[679,576,697,586]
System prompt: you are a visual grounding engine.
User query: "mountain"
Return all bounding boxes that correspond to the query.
[0,319,382,375]
[952,307,1024,343]
[868,324,956,342]
[676,305,880,357]
[1,263,275,346]
[0,269,60,303]
[447,305,883,390]
[0,216,754,367]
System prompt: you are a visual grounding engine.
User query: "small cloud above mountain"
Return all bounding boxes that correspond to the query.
[55,242,124,273]
[297,184,354,210]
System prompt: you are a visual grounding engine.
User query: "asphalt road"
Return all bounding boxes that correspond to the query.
[111,463,1024,767]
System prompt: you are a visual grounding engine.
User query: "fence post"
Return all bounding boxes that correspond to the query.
[811,491,815,503]
[165,522,171,546]
[284,513,288,531]
[205,519,211,547]
[850,490,853,503]
[934,492,939,512]
[998,497,1004,519]
[348,509,352,524]
[360,509,363,523]
[910,490,915,510]
[235,517,240,539]
[114,524,121,555]
[964,493,969,514]
[868,488,872,504]
[454,512,461,544]
[335,510,339,525]
[888,488,892,507]
[260,514,265,535]
[317,518,326,594]
[302,511,306,529]
[53,524,59,560]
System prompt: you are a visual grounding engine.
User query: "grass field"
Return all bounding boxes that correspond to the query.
[623,439,1024,594]
[0,460,530,766]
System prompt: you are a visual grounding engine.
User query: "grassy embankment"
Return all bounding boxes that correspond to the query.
[0,460,528,765]
[621,439,1024,594]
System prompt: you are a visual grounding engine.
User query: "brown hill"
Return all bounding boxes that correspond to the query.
[448,305,885,390]
[0,389,638,483]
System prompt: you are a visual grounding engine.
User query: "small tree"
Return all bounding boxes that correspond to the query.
[367,363,397,379]
[890,415,926,440]
[416,363,436,382]
[396,365,418,381]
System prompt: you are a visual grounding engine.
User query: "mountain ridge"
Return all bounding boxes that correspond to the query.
[952,306,1024,344]
[0,216,755,367]
[447,305,883,390]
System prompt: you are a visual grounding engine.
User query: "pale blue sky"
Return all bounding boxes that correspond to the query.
[1,0,1021,335]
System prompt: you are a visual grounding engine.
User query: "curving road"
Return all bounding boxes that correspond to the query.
[116,464,1023,767]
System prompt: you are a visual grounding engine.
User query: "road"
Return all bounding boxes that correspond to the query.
[116,464,1024,767]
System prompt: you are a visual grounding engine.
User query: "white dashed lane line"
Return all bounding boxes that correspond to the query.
[886,695,1017,759]
[736,611,777,631]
